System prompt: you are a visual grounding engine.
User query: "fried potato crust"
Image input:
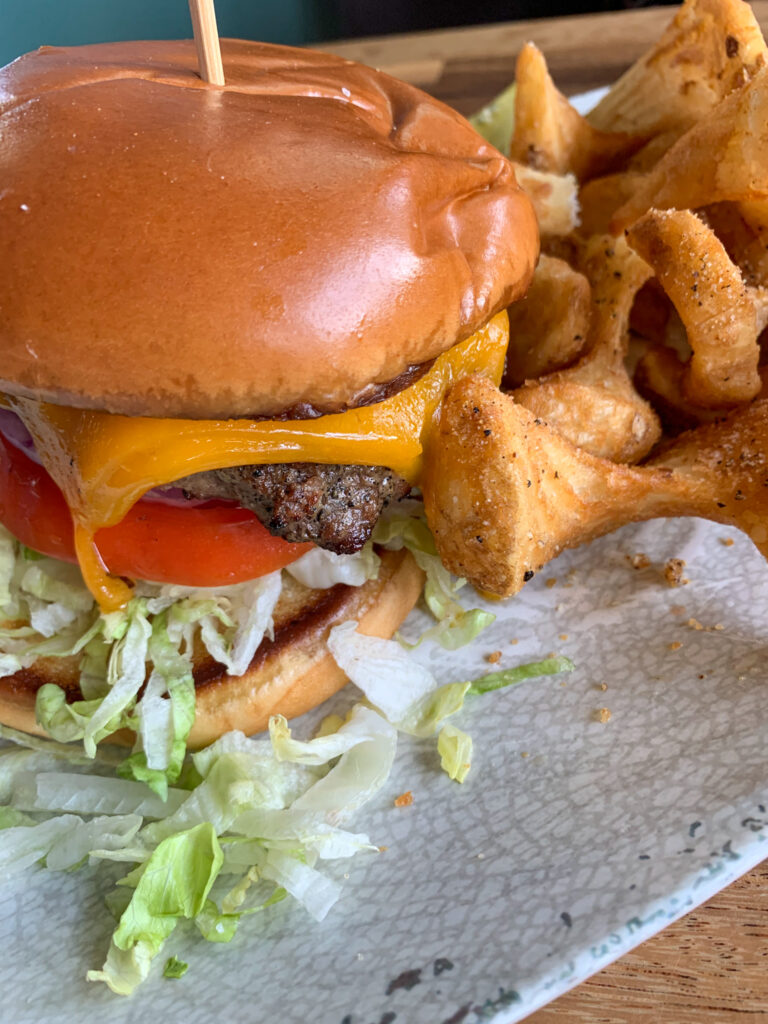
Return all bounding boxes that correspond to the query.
[510,43,646,182]
[503,255,591,388]
[588,0,767,137]
[627,208,761,407]
[513,235,660,463]
[424,375,768,597]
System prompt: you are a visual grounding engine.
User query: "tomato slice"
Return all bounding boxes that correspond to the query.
[0,434,312,586]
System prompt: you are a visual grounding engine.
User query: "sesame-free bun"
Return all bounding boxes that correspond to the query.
[0,547,423,748]
[0,40,537,419]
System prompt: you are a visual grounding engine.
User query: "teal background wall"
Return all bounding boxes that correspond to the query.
[0,0,337,68]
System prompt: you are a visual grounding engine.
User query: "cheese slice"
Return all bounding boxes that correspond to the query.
[7,312,508,610]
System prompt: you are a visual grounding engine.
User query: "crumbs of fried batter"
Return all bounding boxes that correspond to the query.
[627,552,651,569]
[394,791,413,808]
[687,617,725,633]
[664,558,688,586]
[668,641,683,651]
[486,650,502,664]
[595,708,612,723]
[720,537,735,547]
[546,577,557,588]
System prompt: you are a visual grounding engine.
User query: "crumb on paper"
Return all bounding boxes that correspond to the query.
[378,846,388,852]
[720,537,735,547]
[627,552,651,570]
[596,682,608,691]
[486,650,502,664]
[668,641,683,651]
[546,577,557,588]
[510,638,519,645]
[687,617,725,633]
[663,558,688,587]
[671,604,686,616]
[520,751,529,759]
[394,791,413,808]
[559,633,569,641]
[595,708,612,723]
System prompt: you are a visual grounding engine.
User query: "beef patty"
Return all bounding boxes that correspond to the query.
[169,463,410,554]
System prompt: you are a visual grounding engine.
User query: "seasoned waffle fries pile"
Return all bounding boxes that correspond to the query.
[424,0,768,596]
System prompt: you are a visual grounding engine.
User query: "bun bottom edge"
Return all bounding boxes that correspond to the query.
[0,547,425,748]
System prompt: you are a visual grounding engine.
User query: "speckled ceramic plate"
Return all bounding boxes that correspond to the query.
[3,515,768,1024]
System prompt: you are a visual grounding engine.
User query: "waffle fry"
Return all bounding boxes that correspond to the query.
[611,66,768,230]
[588,0,767,137]
[577,171,642,237]
[626,208,761,407]
[503,255,590,388]
[634,345,724,431]
[424,375,768,597]
[513,235,660,463]
[461,0,768,600]
[510,43,645,181]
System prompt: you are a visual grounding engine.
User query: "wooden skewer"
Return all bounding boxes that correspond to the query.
[188,0,225,86]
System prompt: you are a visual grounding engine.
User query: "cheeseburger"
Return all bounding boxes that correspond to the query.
[0,40,537,761]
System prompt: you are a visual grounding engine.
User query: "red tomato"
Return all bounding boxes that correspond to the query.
[0,435,312,586]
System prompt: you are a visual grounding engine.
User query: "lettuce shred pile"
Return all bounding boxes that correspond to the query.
[0,512,574,994]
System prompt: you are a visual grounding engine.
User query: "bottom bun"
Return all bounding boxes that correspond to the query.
[0,548,424,749]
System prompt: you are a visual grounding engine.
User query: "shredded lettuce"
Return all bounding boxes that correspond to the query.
[0,506,483,791]
[373,507,495,649]
[469,81,517,153]
[0,515,578,995]
[163,956,188,979]
[328,622,574,779]
[10,771,187,818]
[0,526,285,789]
[437,724,473,783]
[87,823,223,995]
[468,656,575,695]
[286,544,380,589]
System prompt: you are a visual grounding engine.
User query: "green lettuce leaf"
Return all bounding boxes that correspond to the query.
[373,508,495,649]
[87,823,223,995]
[437,724,473,783]
[163,956,188,979]
[469,82,517,153]
[468,656,575,695]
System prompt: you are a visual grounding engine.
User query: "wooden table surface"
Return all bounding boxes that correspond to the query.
[323,5,768,1020]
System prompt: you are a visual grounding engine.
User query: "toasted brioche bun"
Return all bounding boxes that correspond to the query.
[0,548,423,748]
[0,40,537,419]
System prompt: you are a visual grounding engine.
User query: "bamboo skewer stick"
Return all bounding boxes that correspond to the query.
[188,0,225,86]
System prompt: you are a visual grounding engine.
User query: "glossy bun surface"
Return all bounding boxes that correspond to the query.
[0,40,537,417]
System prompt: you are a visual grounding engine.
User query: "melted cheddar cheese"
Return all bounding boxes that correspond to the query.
[6,312,508,610]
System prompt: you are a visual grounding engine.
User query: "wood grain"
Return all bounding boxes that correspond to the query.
[324,5,768,1020]
[322,3,768,109]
